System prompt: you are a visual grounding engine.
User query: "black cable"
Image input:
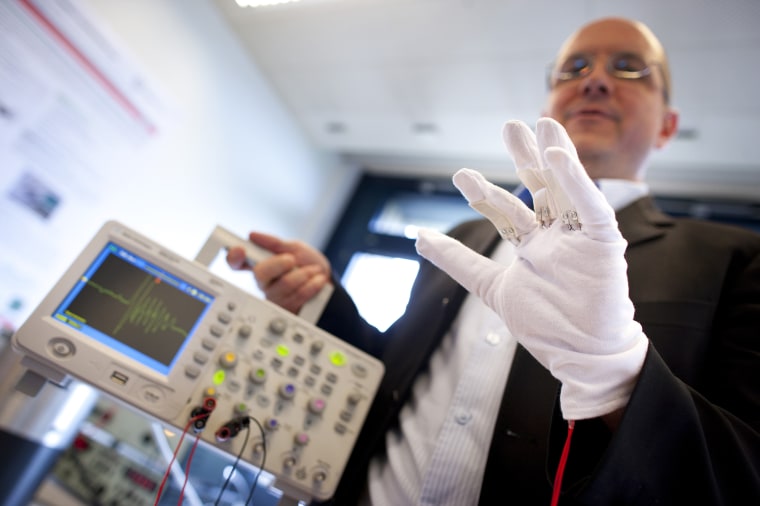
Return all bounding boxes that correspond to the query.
[213,420,251,506]
[244,416,267,506]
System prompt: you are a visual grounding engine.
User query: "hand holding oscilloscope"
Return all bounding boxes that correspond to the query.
[415,118,649,421]
[226,231,333,316]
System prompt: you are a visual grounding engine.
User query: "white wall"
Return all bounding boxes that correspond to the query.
[1,0,358,329]
[79,0,357,253]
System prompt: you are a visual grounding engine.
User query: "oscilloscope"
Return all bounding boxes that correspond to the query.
[11,220,384,502]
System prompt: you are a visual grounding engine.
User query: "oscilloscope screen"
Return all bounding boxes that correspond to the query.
[52,242,214,375]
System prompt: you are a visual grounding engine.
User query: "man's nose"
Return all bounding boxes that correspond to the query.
[580,63,613,97]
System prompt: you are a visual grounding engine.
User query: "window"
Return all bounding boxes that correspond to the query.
[323,173,509,331]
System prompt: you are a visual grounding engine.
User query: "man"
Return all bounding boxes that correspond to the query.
[228,17,760,505]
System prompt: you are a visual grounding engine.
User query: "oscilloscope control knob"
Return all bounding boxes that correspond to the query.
[269,318,287,335]
[218,351,237,369]
[313,469,328,484]
[264,417,279,431]
[308,397,327,415]
[283,456,297,469]
[278,383,296,400]
[310,340,324,355]
[249,367,267,384]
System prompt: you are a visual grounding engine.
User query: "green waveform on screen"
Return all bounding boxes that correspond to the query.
[86,275,189,337]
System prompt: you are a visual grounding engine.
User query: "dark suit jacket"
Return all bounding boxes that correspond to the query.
[316,196,760,505]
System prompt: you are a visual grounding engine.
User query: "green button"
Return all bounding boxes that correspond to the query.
[213,370,226,385]
[276,344,290,357]
[329,351,346,367]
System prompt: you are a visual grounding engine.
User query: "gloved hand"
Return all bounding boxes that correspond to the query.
[415,117,649,420]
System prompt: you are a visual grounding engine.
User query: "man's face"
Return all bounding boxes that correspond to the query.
[543,19,677,180]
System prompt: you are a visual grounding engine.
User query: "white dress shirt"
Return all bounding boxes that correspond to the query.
[364,179,649,506]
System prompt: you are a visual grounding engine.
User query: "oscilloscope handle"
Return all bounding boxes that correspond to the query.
[194,225,333,324]
[16,355,71,395]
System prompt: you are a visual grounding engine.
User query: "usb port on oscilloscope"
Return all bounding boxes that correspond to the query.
[110,371,129,385]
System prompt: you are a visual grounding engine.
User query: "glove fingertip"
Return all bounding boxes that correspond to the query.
[414,227,443,254]
[537,117,579,158]
[502,120,534,146]
[452,168,487,203]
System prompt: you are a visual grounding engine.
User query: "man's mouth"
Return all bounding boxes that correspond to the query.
[568,107,616,121]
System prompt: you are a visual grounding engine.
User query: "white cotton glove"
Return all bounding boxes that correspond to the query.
[415,117,648,420]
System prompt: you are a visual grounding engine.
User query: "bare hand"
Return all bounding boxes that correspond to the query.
[226,232,331,314]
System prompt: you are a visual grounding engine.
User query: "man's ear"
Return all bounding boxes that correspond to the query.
[655,108,679,148]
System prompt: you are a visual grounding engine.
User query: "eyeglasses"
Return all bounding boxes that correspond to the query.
[547,52,668,102]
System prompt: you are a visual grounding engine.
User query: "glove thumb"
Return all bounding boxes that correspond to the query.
[415,228,507,306]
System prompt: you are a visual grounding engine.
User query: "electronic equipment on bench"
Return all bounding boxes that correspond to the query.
[12,221,384,503]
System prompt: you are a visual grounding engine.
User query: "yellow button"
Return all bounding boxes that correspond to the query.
[329,351,346,367]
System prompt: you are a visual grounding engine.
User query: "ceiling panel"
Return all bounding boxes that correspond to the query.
[213,0,760,198]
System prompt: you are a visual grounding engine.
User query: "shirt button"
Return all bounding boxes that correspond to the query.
[455,411,472,425]
[485,332,501,346]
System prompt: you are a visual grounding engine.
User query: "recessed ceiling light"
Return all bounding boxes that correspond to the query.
[412,122,438,134]
[325,121,346,134]
[234,0,302,7]
[675,128,698,140]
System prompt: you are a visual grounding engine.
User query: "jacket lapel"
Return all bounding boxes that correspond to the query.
[616,196,674,247]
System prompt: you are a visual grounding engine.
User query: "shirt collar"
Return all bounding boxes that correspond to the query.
[512,178,649,212]
[597,178,649,211]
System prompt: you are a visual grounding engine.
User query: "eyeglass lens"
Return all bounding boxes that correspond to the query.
[555,53,650,80]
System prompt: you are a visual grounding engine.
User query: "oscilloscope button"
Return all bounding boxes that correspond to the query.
[210,325,224,337]
[351,363,368,378]
[238,324,252,338]
[218,312,232,324]
[140,385,165,404]
[48,338,75,358]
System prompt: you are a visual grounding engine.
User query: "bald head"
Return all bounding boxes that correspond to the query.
[555,17,672,103]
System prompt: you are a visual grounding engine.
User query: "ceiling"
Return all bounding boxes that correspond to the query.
[213,0,760,199]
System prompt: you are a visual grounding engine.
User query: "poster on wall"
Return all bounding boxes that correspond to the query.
[0,0,171,336]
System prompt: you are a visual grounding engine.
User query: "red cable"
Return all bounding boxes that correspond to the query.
[153,412,210,506]
[551,419,575,506]
[177,434,203,505]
